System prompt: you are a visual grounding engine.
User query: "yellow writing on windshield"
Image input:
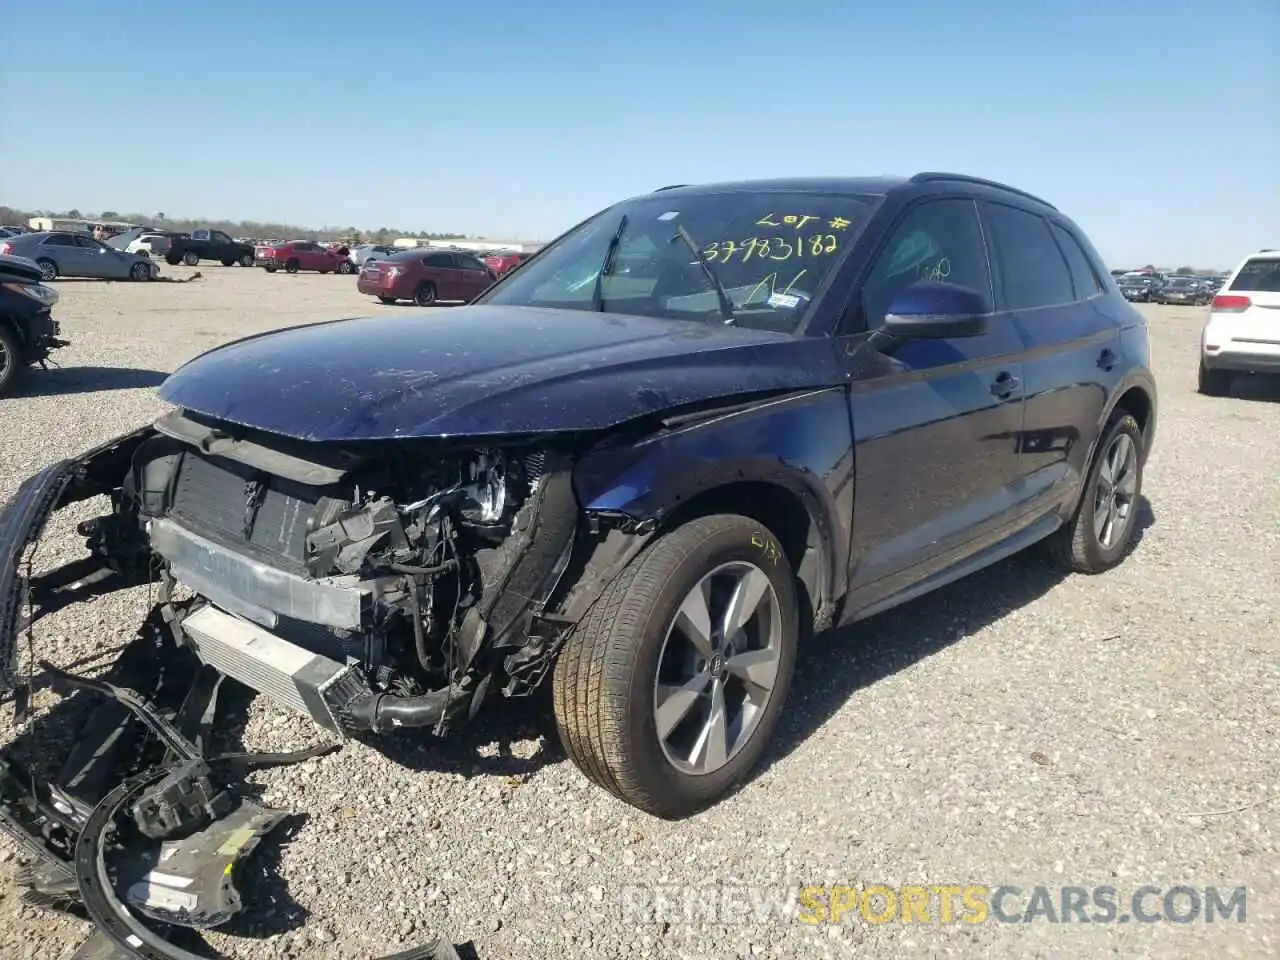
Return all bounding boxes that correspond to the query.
[756,214,854,231]
[743,269,808,306]
[702,234,839,264]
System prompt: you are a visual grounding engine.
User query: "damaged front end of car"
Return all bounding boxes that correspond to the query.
[0,411,608,958]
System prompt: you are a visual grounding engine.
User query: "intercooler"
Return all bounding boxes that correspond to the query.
[178,604,357,735]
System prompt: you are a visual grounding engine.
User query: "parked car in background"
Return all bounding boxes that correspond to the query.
[255,240,355,274]
[164,229,256,267]
[1117,273,1163,302]
[0,232,157,282]
[1154,276,1211,306]
[128,233,173,259]
[104,228,174,260]
[357,248,496,305]
[1199,250,1280,395]
[479,251,530,275]
[349,244,398,267]
[0,253,66,396]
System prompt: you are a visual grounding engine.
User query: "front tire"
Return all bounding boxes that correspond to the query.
[35,258,58,281]
[1043,412,1145,574]
[552,514,798,819]
[0,325,20,397]
[1198,360,1231,397]
[239,253,254,267]
[129,261,152,281]
[182,251,200,267]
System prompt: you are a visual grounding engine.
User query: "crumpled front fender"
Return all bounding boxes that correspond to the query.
[0,427,154,692]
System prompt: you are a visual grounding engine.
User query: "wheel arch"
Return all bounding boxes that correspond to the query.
[555,388,853,634]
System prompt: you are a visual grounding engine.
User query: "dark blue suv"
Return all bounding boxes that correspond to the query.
[0,173,1156,823]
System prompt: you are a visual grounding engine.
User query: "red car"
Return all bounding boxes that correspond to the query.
[479,251,529,275]
[357,249,496,306]
[255,240,354,274]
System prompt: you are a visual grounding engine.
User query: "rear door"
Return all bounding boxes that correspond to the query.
[41,233,85,273]
[981,202,1123,516]
[838,196,1028,607]
[422,253,456,297]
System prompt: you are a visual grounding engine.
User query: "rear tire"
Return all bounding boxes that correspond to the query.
[552,514,798,819]
[1198,361,1231,397]
[239,253,254,267]
[0,325,20,397]
[35,258,58,281]
[378,296,396,304]
[413,282,437,306]
[337,261,354,275]
[221,258,235,267]
[285,259,300,274]
[1042,412,1145,575]
[182,251,200,266]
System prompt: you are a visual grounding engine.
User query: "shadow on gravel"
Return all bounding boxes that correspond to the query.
[1228,375,1280,403]
[16,365,168,397]
[757,495,1157,777]
[357,689,562,778]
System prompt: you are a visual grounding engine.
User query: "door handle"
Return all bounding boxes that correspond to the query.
[990,372,1020,398]
[1097,348,1118,371]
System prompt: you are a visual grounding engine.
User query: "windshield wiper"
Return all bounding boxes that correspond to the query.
[591,213,629,312]
[671,224,735,324]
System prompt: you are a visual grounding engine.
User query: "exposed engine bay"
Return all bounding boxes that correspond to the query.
[61,408,582,741]
[0,410,614,959]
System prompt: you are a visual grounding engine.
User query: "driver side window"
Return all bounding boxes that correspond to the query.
[859,199,992,330]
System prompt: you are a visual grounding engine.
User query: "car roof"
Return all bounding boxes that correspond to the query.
[646,176,908,199]
[644,172,1058,210]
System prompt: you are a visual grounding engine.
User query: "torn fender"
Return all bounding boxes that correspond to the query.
[0,427,153,692]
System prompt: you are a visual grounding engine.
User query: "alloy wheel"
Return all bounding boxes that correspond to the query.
[653,561,783,776]
[1094,432,1138,549]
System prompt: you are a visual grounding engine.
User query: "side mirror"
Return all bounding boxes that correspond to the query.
[882,280,990,339]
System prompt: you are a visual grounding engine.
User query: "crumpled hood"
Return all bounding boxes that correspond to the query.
[158,306,840,440]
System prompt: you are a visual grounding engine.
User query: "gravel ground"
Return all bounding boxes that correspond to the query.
[0,266,1277,959]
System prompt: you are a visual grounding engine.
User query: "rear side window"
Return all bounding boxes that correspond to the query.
[1049,223,1103,300]
[984,203,1075,310]
[45,234,77,246]
[423,254,452,267]
[1229,258,1280,292]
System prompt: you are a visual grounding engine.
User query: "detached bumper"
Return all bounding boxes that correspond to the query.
[0,429,154,693]
[0,461,79,691]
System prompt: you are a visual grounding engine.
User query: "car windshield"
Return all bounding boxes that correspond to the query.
[1229,258,1280,292]
[479,190,878,333]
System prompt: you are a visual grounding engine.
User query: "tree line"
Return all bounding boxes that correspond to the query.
[0,204,466,245]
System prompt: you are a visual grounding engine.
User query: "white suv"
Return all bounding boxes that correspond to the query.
[1199,249,1280,396]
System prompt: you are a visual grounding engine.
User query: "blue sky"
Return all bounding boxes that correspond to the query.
[1,0,1275,268]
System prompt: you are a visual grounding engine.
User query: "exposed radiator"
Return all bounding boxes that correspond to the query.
[179,605,357,735]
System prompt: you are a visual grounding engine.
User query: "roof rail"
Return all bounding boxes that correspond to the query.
[909,172,1058,211]
[654,184,688,192]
